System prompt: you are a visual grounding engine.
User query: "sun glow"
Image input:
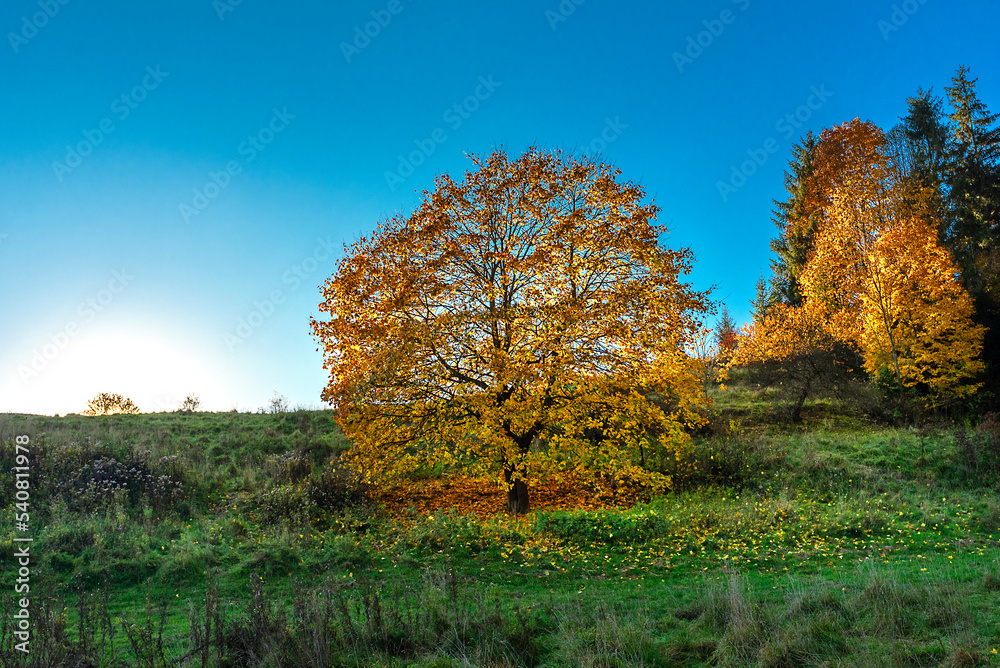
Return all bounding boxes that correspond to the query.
[4,329,229,415]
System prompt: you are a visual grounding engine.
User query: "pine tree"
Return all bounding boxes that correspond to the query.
[901,88,951,191]
[944,65,1000,257]
[768,133,821,307]
[944,66,1000,400]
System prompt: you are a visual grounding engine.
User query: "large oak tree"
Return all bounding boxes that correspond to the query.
[311,147,711,513]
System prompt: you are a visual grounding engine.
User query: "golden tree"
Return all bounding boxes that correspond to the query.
[83,392,141,416]
[311,147,712,512]
[729,301,860,421]
[800,119,985,406]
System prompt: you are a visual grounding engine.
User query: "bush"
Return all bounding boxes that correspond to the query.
[952,415,1000,484]
[61,451,184,514]
[267,391,289,414]
[83,392,141,416]
[177,393,201,411]
[253,464,365,525]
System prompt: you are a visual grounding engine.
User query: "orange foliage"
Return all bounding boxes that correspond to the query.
[312,147,711,511]
[737,119,985,410]
[731,300,838,367]
[373,472,655,520]
[800,119,985,404]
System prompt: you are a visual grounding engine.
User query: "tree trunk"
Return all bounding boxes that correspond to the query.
[790,380,810,423]
[504,465,529,515]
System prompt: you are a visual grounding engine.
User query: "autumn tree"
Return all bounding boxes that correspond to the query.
[800,119,985,407]
[83,392,141,416]
[741,130,865,419]
[740,118,986,415]
[311,147,712,513]
[729,301,861,422]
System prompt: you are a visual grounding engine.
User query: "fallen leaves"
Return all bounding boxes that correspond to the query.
[372,472,654,519]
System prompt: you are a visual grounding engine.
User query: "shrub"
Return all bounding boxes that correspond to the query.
[83,392,140,416]
[60,451,184,514]
[177,393,201,411]
[267,391,289,414]
[953,416,1000,484]
[253,465,364,526]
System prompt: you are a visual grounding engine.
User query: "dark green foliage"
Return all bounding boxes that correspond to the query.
[942,67,1000,402]
[765,133,820,313]
[894,87,951,195]
[533,507,669,546]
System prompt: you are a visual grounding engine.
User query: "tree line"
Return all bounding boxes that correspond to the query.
[737,66,999,420]
[310,68,998,510]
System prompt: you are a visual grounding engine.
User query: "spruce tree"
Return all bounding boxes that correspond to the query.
[944,65,1000,401]
[768,133,821,308]
[945,66,1000,255]
[902,87,951,191]
[714,304,739,360]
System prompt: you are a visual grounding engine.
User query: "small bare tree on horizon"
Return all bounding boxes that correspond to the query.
[178,393,201,412]
[267,391,289,414]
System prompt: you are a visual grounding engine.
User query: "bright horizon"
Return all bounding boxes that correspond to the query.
[2,0,998,415]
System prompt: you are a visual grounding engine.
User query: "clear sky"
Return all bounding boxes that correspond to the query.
[2,0,998,415]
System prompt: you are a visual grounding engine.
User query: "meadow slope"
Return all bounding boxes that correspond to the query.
[2,392,1000,666]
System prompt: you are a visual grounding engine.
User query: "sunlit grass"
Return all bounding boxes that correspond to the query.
[3,396,1000,665]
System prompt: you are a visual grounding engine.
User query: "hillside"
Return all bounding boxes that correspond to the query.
[2,392,1000,666]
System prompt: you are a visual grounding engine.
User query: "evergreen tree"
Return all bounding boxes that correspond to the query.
[750,274,779,323]
[714,304,739,360]
[943,65,1000,401]
[768,133,821,308]
[901,88,951,191]
[945,66,1000,257]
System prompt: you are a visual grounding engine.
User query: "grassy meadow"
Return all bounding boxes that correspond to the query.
[3,385,1000,667]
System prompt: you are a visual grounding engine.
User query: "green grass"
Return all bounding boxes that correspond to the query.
[3,398,1000,666]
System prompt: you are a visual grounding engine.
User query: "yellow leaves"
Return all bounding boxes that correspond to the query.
[790,120,987,405]
[730,300,838,369]
[372,469,665,519]
[311,146,711,499]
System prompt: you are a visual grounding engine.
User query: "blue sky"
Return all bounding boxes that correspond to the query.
[2,0,998,415]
